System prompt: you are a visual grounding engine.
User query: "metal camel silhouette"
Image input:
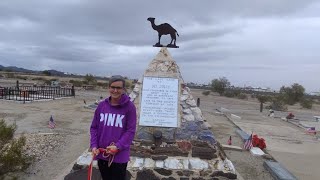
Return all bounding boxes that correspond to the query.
[147,17,179,48]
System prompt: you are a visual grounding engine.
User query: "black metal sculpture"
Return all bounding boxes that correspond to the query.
[147,17,179,48]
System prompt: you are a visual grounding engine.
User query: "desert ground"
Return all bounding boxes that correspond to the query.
[1,78,320,180]
[191,89,320,180]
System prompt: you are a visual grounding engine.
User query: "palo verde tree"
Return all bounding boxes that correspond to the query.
[280,83,305,105]
[211,77,231,96]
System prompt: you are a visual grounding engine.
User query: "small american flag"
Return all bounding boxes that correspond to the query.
[243,133,253,150]
[48,115,56,129]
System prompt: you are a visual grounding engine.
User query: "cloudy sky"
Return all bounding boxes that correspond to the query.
[0,0,319,92]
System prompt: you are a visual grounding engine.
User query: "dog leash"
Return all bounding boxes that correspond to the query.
[88,143,119,180]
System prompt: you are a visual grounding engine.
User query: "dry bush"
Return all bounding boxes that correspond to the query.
[202,90,210,96]
[0,119,33,178]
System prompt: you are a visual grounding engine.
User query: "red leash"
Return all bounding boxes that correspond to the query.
[88,143,119,180]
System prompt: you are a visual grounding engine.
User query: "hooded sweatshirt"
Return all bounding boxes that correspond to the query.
[90,94,137,163]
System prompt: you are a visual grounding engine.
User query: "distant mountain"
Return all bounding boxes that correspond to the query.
[0,65,66,76]
[0,65,36,73]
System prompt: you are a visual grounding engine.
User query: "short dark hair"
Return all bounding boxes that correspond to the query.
[109,75,125,88]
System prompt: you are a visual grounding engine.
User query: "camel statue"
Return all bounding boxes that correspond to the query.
[147,17,179,48]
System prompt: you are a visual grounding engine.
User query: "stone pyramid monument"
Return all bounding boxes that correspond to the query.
[129,47,215,145]
[65,47,237,180]
[125,47,237,179]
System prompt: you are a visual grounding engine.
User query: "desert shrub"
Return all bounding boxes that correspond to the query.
[267,96,288,111]
[69,80,83,87]
[238,93,248,100]
[5,73,15,78]
[0,119,33,177]
[84,74,97,85]
[279,83,305,105]
[210,77,230,95]
[43,79,51,85]
[300,98,313,109]
[32,77,45,81]
[202,90,210,96]
[97,82,109,88]
[14,76,27,80]
[223,91,235,98]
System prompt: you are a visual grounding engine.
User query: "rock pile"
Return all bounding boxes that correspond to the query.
[23,133,65,162]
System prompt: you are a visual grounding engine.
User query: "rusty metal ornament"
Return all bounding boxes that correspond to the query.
[147,17,179,48]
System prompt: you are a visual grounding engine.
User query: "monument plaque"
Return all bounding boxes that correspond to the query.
[139,76,179,127]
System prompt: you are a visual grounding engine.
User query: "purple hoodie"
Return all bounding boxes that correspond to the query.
[90,94,137,163]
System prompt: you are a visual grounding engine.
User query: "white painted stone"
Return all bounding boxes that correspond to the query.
[155,160,164,168]
[180,94,188,101]
[132,157,144,168]
[182,108,192,114]
[181,103,189,109]
[144,158,155,168]
[182,89,189,95]
[182,159,189,169]
[183,114,195,121]
[224,159,235,173]
[133,84,140,93]
[164,158,184,169]
[189,158,209,170]
[129,93,137,101]
[250,147,265,156]
[77,152,92,166]
[186,99,197,107]
[128,157,136,168]
[191,107,203,121]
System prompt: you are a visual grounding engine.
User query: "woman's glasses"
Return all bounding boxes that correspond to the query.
[110,86,123,90]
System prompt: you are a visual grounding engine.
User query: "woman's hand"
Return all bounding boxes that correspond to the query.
[106,145,119,155]
[92,147,100,155]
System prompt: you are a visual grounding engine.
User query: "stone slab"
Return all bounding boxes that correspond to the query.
[235,129,249,141]
[263,161,297,180]
[250,147,265,156]
[231,114,241,120]
[221,144,243,151]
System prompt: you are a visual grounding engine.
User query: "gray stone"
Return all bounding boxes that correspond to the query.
[159,127,176,142]
[137,129,153,141]
[263,161,297,180]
